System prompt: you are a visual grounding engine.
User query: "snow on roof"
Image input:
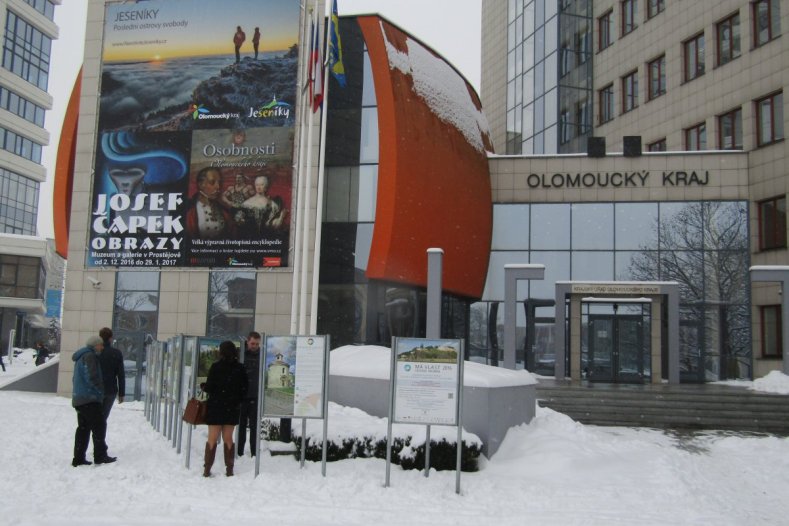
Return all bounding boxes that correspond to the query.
[330,344,538,387]
[381,21,491,154]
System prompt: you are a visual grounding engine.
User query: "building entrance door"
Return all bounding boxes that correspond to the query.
[587,314,646,383]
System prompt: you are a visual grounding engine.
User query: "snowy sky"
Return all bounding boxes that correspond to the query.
[2,347,789,525]
[37,0,482,238]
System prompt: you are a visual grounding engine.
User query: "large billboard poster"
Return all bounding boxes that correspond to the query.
[88,0,300,268]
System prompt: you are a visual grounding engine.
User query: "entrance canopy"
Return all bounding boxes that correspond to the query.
[554,281,680,384]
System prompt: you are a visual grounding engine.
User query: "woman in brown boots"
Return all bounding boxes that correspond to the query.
[202,340,248,477]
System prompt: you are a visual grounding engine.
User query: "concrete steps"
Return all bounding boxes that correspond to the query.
[536,382,789,434]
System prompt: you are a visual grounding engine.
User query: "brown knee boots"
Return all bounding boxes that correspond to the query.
[203,443,217,477]
[224,443,235,476]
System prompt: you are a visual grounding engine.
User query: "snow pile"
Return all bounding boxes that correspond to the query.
[330,344,537,387]
[752,370,789,395]
[381,21,491,154]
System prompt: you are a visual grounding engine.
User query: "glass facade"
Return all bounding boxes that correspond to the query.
[475,201,751,382]
[207,271,256,338]
[0,125,43,163]
[113,271,159,400]
[0,167,39,235]
[2,10,52,90]
[507,0,592,154]
[0,86,46,126]
[0,254,44,299]
[23,0,56,21]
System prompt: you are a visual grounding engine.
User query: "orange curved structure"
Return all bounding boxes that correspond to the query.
[358,17,493,299]
[53,68,82,259]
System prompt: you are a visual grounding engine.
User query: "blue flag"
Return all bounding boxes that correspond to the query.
[328,0,346,87]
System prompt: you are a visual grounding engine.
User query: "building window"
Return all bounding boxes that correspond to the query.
[0,254,44,299]
[683,32,705,82]
[761,305,783,358]
[716,13,740,66]
[0,126,42,163]
[647,0,665,19]
[0,167,38,235]
[684,122,706,150]
[23,0,56,21]
[756,91,784,146]
[621,0,637,36]
[113,271,160,334]
[576,28,591,65]
[0,87,45,127]
[560,110,572,144]
[207,271,256,337]
[647,55,666,100]
[718,108,742,150]
[599,84,614,123]
[753,0,781,48]
[575,99,592,136]
[647,138,667,151]
[2,11,52,90]
[598,10,613,51]
[758,195,787,250]
[622,70,638,113]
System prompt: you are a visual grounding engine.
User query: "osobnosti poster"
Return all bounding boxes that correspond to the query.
[89,0,299,268]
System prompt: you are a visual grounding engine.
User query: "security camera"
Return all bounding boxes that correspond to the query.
[86,276,102,288]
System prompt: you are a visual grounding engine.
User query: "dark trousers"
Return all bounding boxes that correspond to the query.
[102,394,116,420]
[234,46,241,63]
[237,399,257,455]
[73,402,108,461]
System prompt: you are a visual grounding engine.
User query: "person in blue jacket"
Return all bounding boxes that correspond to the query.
[71,336,116,467]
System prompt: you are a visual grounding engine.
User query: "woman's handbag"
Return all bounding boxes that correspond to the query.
[182,397,207,425]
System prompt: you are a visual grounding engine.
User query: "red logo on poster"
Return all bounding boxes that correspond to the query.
[263,257,281,267]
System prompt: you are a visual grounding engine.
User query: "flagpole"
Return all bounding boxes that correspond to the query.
[309,0,334,334]
[298,0,322,335]
[290,1,314,334]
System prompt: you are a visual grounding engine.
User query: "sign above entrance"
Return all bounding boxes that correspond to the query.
[570,284,661,295]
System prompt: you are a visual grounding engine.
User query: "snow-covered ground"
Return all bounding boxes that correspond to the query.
[1,370,789,524]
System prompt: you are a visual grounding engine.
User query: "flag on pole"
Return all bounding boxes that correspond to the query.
[308,17,323,112]
[328,0,346,87]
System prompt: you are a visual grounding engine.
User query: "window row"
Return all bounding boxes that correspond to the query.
[598,0,780,55]
[0,167,39,235]
[603,88,783,150]
[22,0,56,21]
[0,254,44,299]
[0,86,46,127]
[2,10,52,91]
[0,126,43,163]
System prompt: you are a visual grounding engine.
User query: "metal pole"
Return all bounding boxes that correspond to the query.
[424,248,443,477]
[300,418,307,468]
[455,342,465,495]
[254,333,266,477]
[321,335,330,477]
[385,337,397,488]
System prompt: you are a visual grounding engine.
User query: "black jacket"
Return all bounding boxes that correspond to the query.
[242,350,261,400]
[204,359,248,425]
[98,340,125,397]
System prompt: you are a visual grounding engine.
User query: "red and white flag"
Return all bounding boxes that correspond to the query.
[309,18,323,113]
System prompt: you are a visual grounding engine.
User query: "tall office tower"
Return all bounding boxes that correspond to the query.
[0,0,63,353]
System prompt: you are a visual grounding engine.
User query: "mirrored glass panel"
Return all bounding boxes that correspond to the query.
[493,204,530,249]
[572,203,613,249]
[659,202,703,250]
[359,107,379,164]
[615,203,658,249]
[357,165,378,222]
[572,251,614,281]
[361,51,376,107]
[531,204,570,249]
[703,201,748,250]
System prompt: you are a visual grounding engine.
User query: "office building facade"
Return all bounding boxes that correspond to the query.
[0,0,63,353]
[481,0,787,380]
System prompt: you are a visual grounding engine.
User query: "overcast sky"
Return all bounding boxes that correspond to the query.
[37,0,482,238]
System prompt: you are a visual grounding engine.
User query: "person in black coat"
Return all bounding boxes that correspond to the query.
[237,331,261,457]
[97,328,125,420]
[201,340,247,477]
[35,341,50,366]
